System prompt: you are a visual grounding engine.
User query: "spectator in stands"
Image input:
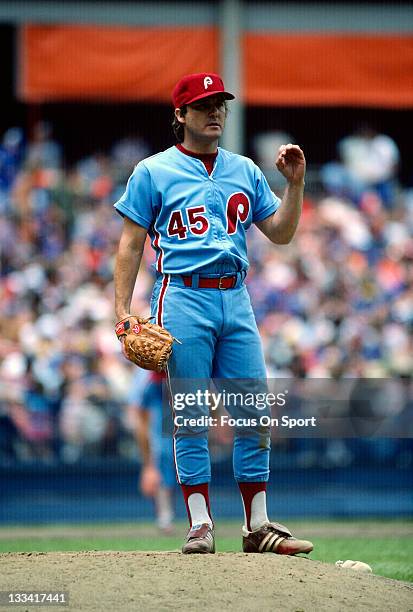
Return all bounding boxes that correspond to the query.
[26,121,62,170]
[0,127,24,212]
[321,124,400,208]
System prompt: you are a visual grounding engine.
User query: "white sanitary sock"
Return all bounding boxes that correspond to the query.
[188,493,213,528]
[156,487,174,529]
[249,491,269,532]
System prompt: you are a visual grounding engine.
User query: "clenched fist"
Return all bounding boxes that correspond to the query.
[276,144,306,186]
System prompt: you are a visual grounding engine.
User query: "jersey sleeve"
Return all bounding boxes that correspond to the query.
[114,162,156,229]
[252,166,281,222]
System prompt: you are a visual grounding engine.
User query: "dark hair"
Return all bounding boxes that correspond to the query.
[172,99,229,142]
[172,105,188,143]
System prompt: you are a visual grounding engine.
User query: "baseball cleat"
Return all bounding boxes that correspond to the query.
[182,523,215,554]
[242,522,313,555]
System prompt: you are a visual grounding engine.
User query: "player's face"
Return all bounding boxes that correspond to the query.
[180,95,227,143]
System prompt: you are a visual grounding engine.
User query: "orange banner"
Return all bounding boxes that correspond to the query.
[244,33,413,108]
[19,26,413,108]
[19,25,219,103]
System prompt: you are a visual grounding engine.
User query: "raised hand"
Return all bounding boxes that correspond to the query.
[275,144,306,185]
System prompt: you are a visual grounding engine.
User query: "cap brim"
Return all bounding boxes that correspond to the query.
[184,90,235,106]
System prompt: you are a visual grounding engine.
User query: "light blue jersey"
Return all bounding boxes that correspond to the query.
[114,146,279,274]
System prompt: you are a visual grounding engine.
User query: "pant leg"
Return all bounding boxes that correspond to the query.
[151,277,218,485]
[212,285,271,482]
[145,381,177,490]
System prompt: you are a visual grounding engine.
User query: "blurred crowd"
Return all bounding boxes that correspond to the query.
[0,121,412,467]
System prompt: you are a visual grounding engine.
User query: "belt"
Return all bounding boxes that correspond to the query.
[182,274,237,290]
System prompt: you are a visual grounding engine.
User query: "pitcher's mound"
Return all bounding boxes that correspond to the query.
[3,551,413,611]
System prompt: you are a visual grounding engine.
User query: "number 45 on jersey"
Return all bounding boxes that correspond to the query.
[166,193,250,240]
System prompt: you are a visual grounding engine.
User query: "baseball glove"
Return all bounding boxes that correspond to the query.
[115,316,173,372]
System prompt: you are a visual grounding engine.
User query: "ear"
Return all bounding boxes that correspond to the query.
[175,108,186,125]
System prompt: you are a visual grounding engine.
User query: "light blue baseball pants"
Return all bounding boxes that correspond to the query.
[151,265,270,486]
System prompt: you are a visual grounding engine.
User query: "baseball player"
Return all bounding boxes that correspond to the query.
[114,73,313,555]
[127,369,176,533]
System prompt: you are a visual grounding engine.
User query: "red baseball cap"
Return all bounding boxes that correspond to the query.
[172,73,235,108]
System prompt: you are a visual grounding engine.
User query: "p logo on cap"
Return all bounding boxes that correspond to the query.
[172,73,235,108]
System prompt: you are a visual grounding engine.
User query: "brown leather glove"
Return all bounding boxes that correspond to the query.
[115,316,173,372]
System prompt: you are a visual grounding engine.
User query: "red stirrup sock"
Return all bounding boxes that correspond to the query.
[181,483,213,528]
[238,482,269,532]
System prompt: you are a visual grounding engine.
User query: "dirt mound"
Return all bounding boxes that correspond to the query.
[2,551,412,611]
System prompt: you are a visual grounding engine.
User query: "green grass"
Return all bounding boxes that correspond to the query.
[0,537,179,553]
[1,521,412,583]
[308,538,413,583]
